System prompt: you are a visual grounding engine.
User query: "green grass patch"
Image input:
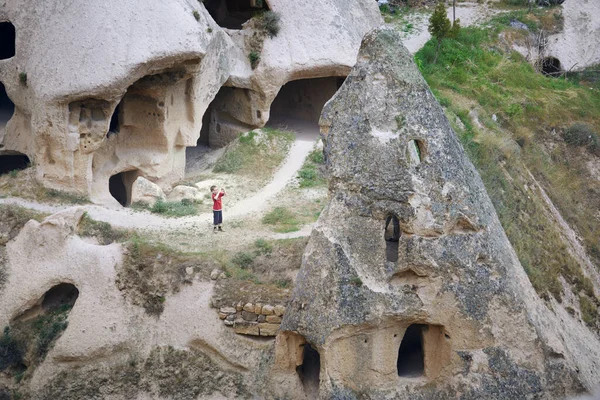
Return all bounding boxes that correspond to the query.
[262,207,300,233]
[150,199,198,217]
[413,13,600,304]
[77,212,130,244]
[213,128,294,181]
[298,147,326,188]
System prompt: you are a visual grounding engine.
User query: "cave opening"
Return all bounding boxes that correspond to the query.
[397,324,425,377]
[268,77,345,129]
[42,283,79,311]
[109,170,139,207]
[385,215,401,263]
[0,153,30,175]
[0,22,16,60]
[0,81,15,131]
[108,101,121,135]
[204,0,269,29]
[541,57,562,77]
[296,343,320,398]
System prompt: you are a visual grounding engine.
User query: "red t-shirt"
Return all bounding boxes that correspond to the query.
[212,190,225,211]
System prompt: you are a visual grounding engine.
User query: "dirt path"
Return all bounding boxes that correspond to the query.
[400,2,501,53]
[0,120,319,238]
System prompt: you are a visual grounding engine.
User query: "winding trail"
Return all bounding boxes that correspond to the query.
[0,119,319,234]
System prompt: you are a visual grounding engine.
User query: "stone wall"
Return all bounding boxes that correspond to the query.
[219,302,285,337]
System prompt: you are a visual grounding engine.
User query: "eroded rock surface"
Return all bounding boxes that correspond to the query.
[547,0,600,71]
[0,0,381,205]
[280,27,600,399]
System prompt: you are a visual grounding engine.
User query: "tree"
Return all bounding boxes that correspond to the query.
[428,2,451,64]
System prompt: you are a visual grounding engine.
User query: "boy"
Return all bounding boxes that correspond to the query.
[211,185,226,232]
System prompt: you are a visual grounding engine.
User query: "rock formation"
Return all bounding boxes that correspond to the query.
[547,0,600,72]
[279,27,600,399]
[0,0,381,205]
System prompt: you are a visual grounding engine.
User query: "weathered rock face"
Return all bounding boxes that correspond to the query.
[547,0,600,71]
[280,27,600,399]
[0,0,381,205]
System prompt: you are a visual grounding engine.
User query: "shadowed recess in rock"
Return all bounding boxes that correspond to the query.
[296,343,320,398]
[541,57,562,77]
[0,22,15,60]
[385,215,401,263]
[108,101,122,135]
[204,0,269,29]
[109,170,140,207]
[0,153,29,175]
[0,82,14,128]
[269,77,345,126]
[397,324,424,377]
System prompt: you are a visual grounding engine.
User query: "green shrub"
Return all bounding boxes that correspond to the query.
[0,327,23,371]
[192,10,200,21]
[249,51,260,70]
[580,295,598,327]
[18,72,27,85]
[232,252,255,269]
[257,11,281,38]
[564,123,598,147]
[254,239,273,255]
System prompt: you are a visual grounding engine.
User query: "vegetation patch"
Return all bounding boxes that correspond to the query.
[297,147,326,188]
[213,128,294,181]
[262,207,300,233]
[77,212,130,245]
[414,10,600,305]
[0,292,77,387]
[38,346,248,399]
[212,238,308,308]
[117,236,220,316]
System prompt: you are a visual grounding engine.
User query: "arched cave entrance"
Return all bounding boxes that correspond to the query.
[296,343,321,398]
[204,0,269,29]
[385,215,401,263]
[109,170,139,207]
[268,77,345,130]
[0,152,30,175]
[397,324,425,377]
[2,283,80,377]
[0,81,15,132]
[0,22,16,60]
[42,283,79,311]
[541,57,562,77]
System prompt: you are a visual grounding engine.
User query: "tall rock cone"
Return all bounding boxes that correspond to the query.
[276,27,600,399]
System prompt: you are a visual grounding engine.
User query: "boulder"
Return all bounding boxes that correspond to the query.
[167,185,203,203]
[131,177,165,206]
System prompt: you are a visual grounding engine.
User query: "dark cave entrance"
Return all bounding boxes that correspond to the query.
[108,101,122,135]
[297,343,320,398]
[385,215,401,263]
[541,57,562,77]
[204,0,269,29]
[109,170,139,207]
[0,153,30,175]
[42,283,79,311]
[0,21,16,60]
[0,81,15,130]
[397,324,425,377]
[269,77,345,127]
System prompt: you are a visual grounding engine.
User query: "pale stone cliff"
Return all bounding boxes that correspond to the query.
[0,0,381,205]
